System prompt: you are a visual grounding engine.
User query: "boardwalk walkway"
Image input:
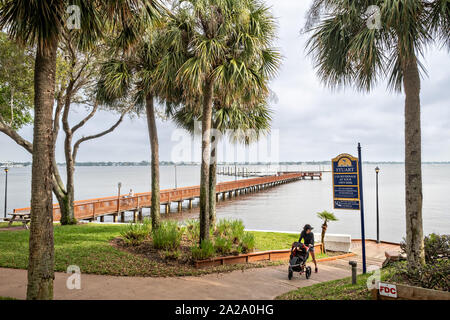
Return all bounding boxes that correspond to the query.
[13,172,321,223]
[0,241,399,300]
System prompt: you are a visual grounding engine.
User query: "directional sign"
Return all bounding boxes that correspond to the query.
[332,154,360,210]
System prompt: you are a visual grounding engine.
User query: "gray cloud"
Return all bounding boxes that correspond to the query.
[0,0,449,163]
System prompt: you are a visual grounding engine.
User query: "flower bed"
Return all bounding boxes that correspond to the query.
[194,243,357,268]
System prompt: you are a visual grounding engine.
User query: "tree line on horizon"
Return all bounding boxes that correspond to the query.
[0,0,448,299]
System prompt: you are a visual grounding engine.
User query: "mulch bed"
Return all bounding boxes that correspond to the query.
[111,235,283,275]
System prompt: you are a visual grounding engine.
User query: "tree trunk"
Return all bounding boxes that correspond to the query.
[402,56,425,268]
[209,148,217,229]
[27,40,57,300]
[60,134,76,225]
[146,94,160,229]
[199,78,214,243]
[321,222,327,254]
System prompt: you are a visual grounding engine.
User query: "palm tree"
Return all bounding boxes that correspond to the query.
[304,0,449,268]
[173,102,273,228]
[0,0,100,300]
[316,210,338,254]
[98,14,186,230]
[170,0,279,242]
[0,0,160,299]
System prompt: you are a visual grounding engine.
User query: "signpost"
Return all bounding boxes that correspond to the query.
[332,153,360,210]
[332,144,367,273]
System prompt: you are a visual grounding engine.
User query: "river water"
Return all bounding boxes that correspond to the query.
[1,164,449,242]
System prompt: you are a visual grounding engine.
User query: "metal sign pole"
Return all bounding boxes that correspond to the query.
[357,143,367,274]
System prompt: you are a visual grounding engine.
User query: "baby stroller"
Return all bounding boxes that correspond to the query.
[288,242,312,280]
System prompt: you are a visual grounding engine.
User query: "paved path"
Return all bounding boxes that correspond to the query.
[0,242,399,300]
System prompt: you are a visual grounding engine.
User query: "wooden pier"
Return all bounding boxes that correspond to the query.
[13,172,322,223]
[218,166,324,178]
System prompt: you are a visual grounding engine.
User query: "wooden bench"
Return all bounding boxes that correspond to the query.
[6,213,31,229]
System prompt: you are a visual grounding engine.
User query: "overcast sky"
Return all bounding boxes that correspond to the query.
[1,0,449,163]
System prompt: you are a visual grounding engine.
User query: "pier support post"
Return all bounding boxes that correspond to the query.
[165,204,170,214]
[100,216,104,223]
[120,212,125,223]
[188,199,193,209]
[133,210,138,223]
[113,214,118,223]
[138,208,143,221]
[177,201,182,213]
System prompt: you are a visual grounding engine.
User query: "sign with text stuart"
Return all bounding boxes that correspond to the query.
[332,154,360,210]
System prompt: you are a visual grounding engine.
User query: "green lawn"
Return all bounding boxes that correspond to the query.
[0,222,22,228]
[0,224,305,277]
[251,231,327,260]
[276,267,397,300]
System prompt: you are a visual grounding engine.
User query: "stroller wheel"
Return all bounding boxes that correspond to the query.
[306,266,312,279]
[288,267,293,280]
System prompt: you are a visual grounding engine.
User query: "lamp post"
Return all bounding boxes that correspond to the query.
[4,167,8,219]
[117,182,122,214]
[375,166,380,243]
[174,164,177,189]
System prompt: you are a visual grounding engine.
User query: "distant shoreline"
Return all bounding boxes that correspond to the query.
[1,161,449,167]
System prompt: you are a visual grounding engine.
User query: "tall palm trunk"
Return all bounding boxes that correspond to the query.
[199,78,214,243]
[321,221,327,254]
[27,40,57,300]
[209,146,217,229]
[146,94,160,229]
[403,56,425,268]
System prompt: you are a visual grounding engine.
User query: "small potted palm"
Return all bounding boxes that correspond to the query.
[316,211,338,254]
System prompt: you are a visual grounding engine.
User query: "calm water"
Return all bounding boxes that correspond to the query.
[1,164,449,242]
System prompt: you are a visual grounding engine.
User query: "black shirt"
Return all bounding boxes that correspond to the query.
[298,230,314,245]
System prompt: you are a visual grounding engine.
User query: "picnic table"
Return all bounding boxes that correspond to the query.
[4,212,31,229]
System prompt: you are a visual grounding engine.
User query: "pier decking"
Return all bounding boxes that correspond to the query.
[13,172,322,223]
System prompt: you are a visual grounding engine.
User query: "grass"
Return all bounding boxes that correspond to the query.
[251,231,327,260]
[0,296,16,300]
[0,224,303,277]
[0,222,23,228]
[276,267,397,300]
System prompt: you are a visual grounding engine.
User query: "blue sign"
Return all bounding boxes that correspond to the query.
[332,158,358,173]
[334,200,360,210]
[334,186,359,199]
[332,153,360,210]
[334,174,358,186]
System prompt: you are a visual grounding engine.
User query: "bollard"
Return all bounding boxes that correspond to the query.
[349,261,357,285]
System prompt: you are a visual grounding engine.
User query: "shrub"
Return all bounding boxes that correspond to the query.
[230,219,245,244]
[424,233,449,263]
[214,237,232,255]
[240,232,255,253]
[184,219,200,242]
[120,218,151,246]
[400,233,450,264]
[216,219,232,237]
[397,233,450,291]
[191,240,215,260]
[392,260,450,291]
[152,220,183,251]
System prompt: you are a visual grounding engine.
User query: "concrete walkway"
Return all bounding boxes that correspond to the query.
[0,241,399,300]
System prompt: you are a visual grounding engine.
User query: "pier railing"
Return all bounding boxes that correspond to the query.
[13,172,321,222]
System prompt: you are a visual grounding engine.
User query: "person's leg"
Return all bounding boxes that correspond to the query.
[310,250,318,272]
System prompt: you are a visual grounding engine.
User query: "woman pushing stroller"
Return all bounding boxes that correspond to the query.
[298,224,318,273]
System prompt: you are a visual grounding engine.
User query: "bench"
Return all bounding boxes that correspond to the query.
[6,213,31,229]
[314,233,352,252]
